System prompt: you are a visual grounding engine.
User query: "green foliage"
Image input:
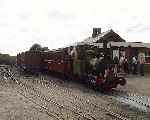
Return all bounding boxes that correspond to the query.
[0,53,16,65]
[29,43,49,52]
[29,43,42,51]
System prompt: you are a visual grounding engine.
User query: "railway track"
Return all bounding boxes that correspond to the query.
[14,70,131,119]
[33,75,131,120]
[0,67,130,120]
[0,71,61,120]
[0,69,97,120]
[111,89,150,112]
[35,77,130,120]
[29,76,150,119]
[19,82,129,120]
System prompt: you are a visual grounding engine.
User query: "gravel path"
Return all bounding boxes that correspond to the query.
[0,81,54,120]
[0,66,149,119]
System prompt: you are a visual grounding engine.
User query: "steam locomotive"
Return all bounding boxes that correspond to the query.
[17,43,126,91]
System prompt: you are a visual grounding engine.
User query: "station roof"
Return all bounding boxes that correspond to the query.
[110,42,150,48]
[66,29,150,49]
[68,29,125,47]
[82,29,125,43]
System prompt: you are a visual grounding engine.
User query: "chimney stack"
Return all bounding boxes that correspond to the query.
[92,28,101,38]
[98,28,101,34]
[92,28,97,38]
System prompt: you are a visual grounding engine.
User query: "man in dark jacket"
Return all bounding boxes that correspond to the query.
[113,56,119,73]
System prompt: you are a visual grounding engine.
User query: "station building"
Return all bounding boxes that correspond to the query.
[72,28,150,72]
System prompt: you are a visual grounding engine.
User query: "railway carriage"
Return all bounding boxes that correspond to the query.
[46,49,72,76]
[17,51,44,73]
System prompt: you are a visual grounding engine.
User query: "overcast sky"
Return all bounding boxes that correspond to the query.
[0,0,150,55]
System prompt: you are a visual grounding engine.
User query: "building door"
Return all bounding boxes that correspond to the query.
[131,48,138,57]
[113,49,119,59]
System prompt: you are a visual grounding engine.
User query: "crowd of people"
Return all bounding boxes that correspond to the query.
[87,52,145,88]
[113,54,145,76]
[89,54,125,87]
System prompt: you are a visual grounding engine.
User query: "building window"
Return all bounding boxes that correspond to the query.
[145,51,150,63]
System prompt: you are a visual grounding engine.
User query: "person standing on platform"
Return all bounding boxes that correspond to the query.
[113,55,119,73]
[124,57,129,74]
[119,55,125,73]
[138,53,145,76]
[132,56,137,74]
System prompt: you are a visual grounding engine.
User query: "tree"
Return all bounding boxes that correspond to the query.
[42,47,49,51]
[0,53,16,65]
[29,43,49,52]
[29,43,42,51]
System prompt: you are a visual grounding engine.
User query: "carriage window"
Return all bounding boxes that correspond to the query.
[145,51,150,63]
